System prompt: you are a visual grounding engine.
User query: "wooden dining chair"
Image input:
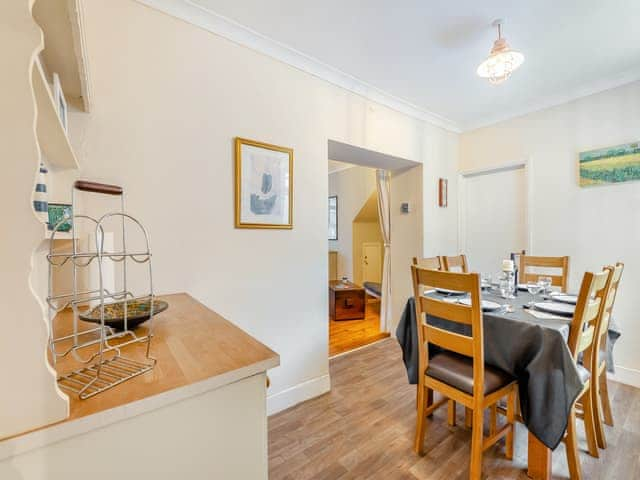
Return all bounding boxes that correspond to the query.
[589,262,624,449]
[412,256,442,270]
[442,254,469,273]
[411,266,517,479]
[519,255,569,292]
[564,268,611,479]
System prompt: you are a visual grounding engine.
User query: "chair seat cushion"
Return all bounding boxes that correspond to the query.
[363,282,382,298]
[426,352,515,395]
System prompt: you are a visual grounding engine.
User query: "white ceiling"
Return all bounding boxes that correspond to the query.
[189,0,640,130]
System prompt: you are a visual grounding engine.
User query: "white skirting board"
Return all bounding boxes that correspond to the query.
[609,365,640,389]
[267,374,331,416]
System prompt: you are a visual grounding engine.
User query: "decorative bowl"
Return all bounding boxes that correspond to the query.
[79,299,168,330]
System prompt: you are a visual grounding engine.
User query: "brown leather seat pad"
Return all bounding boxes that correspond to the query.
[426,351,515,395]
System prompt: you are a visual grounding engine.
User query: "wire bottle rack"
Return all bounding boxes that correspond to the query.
[46,180,158,400]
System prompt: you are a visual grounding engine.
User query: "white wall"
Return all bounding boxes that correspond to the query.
[328,166,376,281]
[460,81,640,387]
[391,166,424,328]
[0,0,69,439]
[55,0,460,413]
[422,127,460,258]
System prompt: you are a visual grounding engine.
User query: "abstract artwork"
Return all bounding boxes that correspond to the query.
[579,141,640,186]
[235,137,293,228]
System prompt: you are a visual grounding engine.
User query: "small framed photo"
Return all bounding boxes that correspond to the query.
[328,195,338,240]
[53,73,68,132]
[47,203,72,232]
[438,178,448,207]
[235,137,293,229]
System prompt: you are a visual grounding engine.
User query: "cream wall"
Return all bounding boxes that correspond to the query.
[460,81,640,387]
[422,127,460,258]
[391,166,424,329]
[0,0,69,439]
[328,166,377,281]
[60,0,459,412]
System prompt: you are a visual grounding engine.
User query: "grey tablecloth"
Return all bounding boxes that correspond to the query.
[395,290,621,450]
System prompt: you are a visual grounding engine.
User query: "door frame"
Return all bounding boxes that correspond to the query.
[457,157,533,258]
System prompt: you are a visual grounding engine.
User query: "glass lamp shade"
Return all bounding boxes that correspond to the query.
[477,37,524,84]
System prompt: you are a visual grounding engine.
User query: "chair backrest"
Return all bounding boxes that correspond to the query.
[567,269,611,364]
[411,266,484,397]
[412,256,442,270]
[519,255,569,292]
[442,254,469,273]
[593,263,624,359]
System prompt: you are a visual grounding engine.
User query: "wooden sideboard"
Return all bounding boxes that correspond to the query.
[0,293,279,479]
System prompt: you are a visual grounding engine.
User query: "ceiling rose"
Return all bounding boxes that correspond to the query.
[477,19,524,85]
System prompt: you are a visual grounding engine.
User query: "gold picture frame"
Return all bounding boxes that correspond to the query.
[235,137,294,229]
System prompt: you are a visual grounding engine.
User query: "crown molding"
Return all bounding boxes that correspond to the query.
[135,0,461,133]
[328,163,356,175]
[462,68,640,132]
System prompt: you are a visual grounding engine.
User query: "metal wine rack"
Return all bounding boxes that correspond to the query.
[46,180,157,399]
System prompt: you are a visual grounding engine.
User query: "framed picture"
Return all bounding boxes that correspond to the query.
[438,178,448,207]
[328,195,338,240]
[52,73,68,132]
[235,137,293,229]
[47,203,72,232]
[579,141,640,186]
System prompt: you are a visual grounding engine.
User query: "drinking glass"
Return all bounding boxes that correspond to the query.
[539,276,552,295]
[499,278,510,298]
[481,273,492,289]
[527,282,543,306]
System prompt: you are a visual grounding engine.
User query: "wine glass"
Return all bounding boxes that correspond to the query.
[539,276,552,295]
[481,273,492,290]
[527,282,543,307]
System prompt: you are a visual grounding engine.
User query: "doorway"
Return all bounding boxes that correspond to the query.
[326,140,422,358]
[328,163,386,357]
[458,162,530,274]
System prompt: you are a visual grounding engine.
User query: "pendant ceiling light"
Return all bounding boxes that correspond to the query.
[477,19,524,84]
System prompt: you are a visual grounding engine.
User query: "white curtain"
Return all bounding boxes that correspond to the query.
[376,169,392,332]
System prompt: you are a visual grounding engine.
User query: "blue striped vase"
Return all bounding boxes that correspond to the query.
[33,162,48,225]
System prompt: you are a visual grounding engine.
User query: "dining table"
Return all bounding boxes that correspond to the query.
[396,287,621,480]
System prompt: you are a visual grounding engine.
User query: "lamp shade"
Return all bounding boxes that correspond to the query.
[477,23,524,84]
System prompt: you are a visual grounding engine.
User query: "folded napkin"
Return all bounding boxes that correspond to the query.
[526,309,568,321]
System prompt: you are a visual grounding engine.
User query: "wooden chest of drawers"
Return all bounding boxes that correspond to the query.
[329,280,365,321]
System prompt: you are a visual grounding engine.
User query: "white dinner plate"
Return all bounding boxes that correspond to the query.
[435,288,466,296]
[457,298,502,312]
[533,302,575,317]
[550,294,578,305]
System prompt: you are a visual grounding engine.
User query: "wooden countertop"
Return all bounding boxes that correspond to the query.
[1,293,279,447]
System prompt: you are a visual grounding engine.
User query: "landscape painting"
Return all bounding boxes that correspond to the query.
[579,141,640,187]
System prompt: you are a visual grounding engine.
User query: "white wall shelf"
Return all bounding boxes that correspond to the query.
[32,58,79,170]
[43,224,76,241]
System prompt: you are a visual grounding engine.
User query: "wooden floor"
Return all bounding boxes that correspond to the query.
[329,301,389,357]
[269,338,640,480]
